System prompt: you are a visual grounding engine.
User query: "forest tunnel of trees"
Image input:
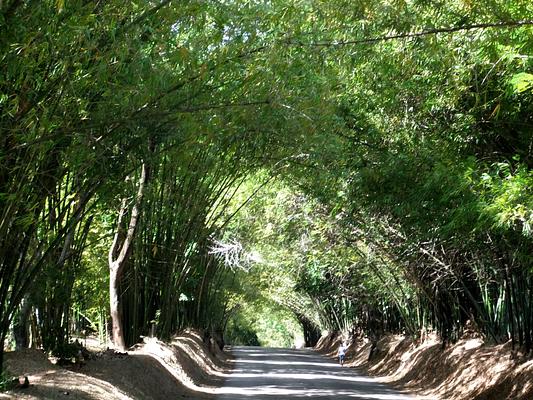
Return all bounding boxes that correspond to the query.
[0,0,532,371]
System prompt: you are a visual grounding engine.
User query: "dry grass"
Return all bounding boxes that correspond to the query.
[1,330,231,400]
[317,332,533,400]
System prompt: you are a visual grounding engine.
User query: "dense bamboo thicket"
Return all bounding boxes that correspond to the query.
[0,0,532,372]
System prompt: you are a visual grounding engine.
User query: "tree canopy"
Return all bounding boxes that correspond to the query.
[0,0,532,365]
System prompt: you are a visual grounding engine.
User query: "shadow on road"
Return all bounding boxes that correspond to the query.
[217,346,419,399]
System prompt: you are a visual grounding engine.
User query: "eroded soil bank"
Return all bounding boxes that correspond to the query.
[317,331,533,400]
[1,329,230,399]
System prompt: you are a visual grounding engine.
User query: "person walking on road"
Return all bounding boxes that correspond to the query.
[338,342,347,366]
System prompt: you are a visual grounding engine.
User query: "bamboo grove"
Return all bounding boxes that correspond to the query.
[0,0,532,370]
[0,0,325,365]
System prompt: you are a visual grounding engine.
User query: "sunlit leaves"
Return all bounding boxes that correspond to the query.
[509,72,533,93]
[477,162,533,236]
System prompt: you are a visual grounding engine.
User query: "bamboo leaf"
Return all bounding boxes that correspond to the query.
[509,72,533,93]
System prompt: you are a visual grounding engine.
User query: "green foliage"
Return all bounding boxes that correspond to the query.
[509,72,533,94]
[212,0,533,346]
[0,371,16,392]
[225,319,260,347]
[475,162,533,236]
[226,299,302,348]
[0,0,532,367]
[72,209,113,338]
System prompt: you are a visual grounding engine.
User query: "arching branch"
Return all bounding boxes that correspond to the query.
[293,20,533,47]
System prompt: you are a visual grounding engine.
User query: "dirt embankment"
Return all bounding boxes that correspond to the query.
[1,329,230,400]
[316,331,533,400]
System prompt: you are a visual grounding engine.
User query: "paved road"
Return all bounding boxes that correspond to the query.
[216,346,418,399]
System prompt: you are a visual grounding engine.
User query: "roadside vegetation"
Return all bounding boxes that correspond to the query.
[0,0,531,379]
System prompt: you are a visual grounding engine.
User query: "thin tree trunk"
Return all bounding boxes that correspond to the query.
[108,163,147,350]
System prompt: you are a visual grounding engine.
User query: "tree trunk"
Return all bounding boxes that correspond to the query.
[109,269,126,350]
[108,163,147,350]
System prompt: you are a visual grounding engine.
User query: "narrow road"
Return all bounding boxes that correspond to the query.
[216,346,418,399]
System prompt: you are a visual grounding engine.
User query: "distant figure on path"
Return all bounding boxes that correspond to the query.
[338,342,347,366]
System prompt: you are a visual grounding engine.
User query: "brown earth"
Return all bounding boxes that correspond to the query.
[1,329,230,400]
[6,327,532,399]
[316,331,533,400]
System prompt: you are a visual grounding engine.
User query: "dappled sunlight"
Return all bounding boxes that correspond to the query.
[217,386,413,398]
[319,331,533,400]
[228,353,321,359]
[133,332,233,395]
[170,338,227,378]
[216,346,417,399]
[223,371,384,383]
[2,330,228,399]
[36,373,132,400]
[138,350,217,395]
[232,359,341,368]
